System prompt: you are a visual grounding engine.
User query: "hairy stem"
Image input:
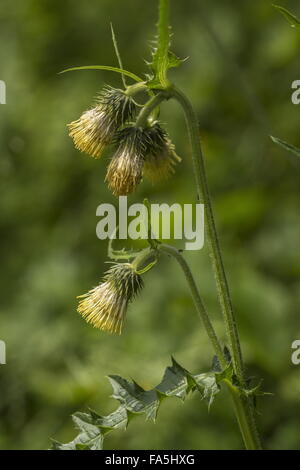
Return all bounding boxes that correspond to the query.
[169,85,262,450]
[135,92,169,127]
[135,85,262,449]
[132,247,158,274]
[224,380,260,450]
[170,86,243,380]
[158,244,260,449]
[125,82,148,97]
[157,0,171,87]
[158,244,227,369]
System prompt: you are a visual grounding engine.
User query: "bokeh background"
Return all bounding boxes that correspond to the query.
[1,0,300,450]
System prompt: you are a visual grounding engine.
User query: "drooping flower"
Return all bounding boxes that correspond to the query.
[105,121,180,195]
[143,122,181,182]
[68,87,136,158]
[77,263,143,334]
[105,126,147,196]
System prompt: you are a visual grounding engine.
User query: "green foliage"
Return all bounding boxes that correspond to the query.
[271,136,300,158]
[52,358,227,450]
[60,0,185,91]
[147,0,184,88]
[1,0,300,451]
[273,5,300,29]
[60,65,143,83]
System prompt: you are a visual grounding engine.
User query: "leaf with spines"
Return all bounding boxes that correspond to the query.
[148,45,185,89]
[147,0,185,88]
[52,358,229,450]
[52,413,105,450]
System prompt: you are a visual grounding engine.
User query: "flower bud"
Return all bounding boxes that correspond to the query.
[105,127,146,196]
[143,122,181,182]
[77,263,143,334]
[106,121,180,195]
[68,87,136,158]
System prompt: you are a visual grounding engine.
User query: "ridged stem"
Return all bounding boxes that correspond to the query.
[169,85,262,450]
[159,244,227,369]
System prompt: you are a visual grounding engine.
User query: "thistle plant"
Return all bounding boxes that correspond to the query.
[55,0,268,450]
[77,263,144,334]
[68,86,137,158]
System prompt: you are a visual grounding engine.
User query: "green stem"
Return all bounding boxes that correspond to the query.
[159,244,260,449]
[170,85,244,381]
[224,380,260,450]
[135,92,169,127]
[132,247,158,274]
[133,85,261,449]
[169,85,262,449]
[125,82,148,97]
[159,244,227,369]
[157,0,171,88]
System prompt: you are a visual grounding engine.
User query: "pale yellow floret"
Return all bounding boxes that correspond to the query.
[105,149,144,196]
[77,281,128,334]
[68,108,111,159]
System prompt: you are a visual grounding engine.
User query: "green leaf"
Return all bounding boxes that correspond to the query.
[273,5,300,29]
[271,136,300,157]
[107,233,143,261]
[59,65,143,83]
[167,51,187,69]
[52,413,105,450]
[110,23,127,88]
[53,358,226,450]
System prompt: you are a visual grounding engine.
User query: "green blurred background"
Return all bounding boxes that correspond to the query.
[1,0,300,450]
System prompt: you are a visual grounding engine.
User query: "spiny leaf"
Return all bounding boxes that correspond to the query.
[240,379,272,399]
[59,65,143,83]
[273,5,300,29]
[53,358,228,450]
[52,413,105,450]
[107,231,143,261]
[168,51,185,69]
[147,0,185,88]
[148,48,186,89]
[109,375,159,421]
[271,136,300,157]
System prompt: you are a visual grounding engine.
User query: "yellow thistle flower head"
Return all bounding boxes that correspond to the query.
[143,122,181,182]
[77,263,143,335]
[68,87,136,158]
[105,126,147,196]
[105,122,180,196]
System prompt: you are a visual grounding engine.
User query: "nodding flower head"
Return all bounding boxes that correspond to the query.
[68,87,136,159]
[143,122,181,182]
[106,121,180,196]
[77,263,143,335]
[105,126,147,196]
